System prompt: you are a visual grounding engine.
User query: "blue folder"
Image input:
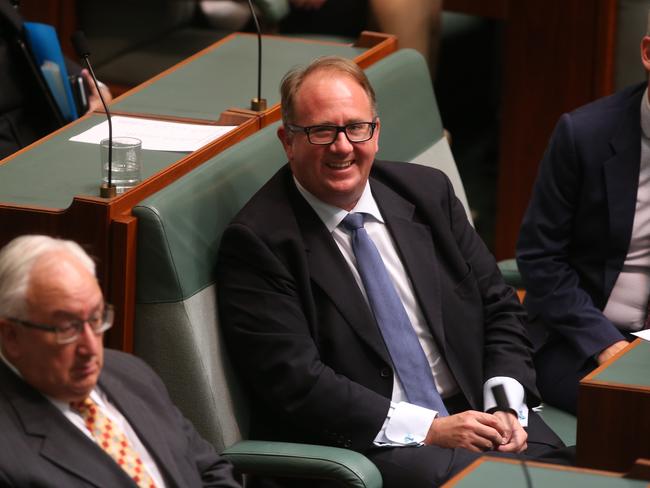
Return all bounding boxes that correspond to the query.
[23,22,79,121]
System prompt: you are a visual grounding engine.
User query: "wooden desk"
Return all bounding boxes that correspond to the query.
[443,456,648,487]
[0,32,396,351]
[577,339,650,472]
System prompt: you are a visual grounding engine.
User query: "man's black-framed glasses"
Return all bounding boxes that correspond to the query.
[287,121,377,145]
[7,304,114,345]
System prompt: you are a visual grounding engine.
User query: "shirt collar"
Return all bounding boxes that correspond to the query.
[293,177,384,233]
[55,388,104,412]
[641,87,650,140]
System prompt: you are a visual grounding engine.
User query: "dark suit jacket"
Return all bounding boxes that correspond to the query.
[516,82,646,360]
[0,349,240,487]
[218,161,538,453]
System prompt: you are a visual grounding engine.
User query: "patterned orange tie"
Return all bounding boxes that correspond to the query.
[71,397,157,488]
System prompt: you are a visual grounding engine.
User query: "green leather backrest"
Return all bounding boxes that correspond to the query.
[133,122,286,449]
[370,49,444,162]
[255,0,290,22]
[134,121,285,303]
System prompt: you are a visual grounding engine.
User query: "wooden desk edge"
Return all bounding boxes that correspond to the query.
[442,456,635,487]
[581,338,644,384]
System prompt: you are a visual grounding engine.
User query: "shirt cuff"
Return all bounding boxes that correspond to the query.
[483,376,528,427]
[373,401,436,446]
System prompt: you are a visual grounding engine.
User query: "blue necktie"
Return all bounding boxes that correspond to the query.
[341,213,448,415]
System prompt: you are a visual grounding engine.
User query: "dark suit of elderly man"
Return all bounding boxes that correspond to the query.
[0,235,240,487]
[217,56,571,488]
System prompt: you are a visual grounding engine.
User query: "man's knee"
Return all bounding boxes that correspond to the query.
[366,445,482,488]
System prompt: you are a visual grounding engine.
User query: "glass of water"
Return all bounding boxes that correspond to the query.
[99,137,142,194]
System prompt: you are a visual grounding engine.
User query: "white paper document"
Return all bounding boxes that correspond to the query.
[70,115,236,152]
[632,329,650,342]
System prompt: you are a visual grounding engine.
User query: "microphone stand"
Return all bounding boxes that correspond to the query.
[85,60,114,198]
[71,31,115,198]
[491,384,533,488]
[246,0,267,111]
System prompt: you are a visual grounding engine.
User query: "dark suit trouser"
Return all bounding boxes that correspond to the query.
[534,337,597,415]
[364,404,573,488]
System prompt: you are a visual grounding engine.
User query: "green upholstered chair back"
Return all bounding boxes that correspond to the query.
[370,48,472,224]
[133,123,287,451]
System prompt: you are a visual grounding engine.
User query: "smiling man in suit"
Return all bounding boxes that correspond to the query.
[0,235,240,487]
[217,56,571,487]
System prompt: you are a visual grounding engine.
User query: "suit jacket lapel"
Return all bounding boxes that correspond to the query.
[0,363,128,487]
[99,371,186,487]
[604,89,643,296]
[288,181,391,363]
[371,178,447,353]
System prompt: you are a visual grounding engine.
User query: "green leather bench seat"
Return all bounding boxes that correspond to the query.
[535,405,576,447]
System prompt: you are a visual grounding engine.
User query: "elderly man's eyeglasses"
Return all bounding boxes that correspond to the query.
[287,121,377,145]
[7,304,114,345]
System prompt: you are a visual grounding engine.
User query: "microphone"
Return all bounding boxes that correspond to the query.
[71,30,115,198]
[246,0,266,111]
[491,384,511,413]
[491,384,533,488]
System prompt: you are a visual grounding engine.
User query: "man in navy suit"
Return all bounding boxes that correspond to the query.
[0,235,240,487]
[516,28,650,414]
[218,56,570,488]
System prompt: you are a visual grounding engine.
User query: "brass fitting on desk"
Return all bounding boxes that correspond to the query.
[250,98,267,112]
[100,183,117,198]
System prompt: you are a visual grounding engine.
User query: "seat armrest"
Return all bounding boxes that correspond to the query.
[497,258,524,289]
[222,440,382,488]
[253,0,289,22]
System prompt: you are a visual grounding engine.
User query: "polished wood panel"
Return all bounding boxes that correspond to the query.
[494,0,617,259]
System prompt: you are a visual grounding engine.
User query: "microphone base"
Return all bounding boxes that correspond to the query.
[250,98,267,111]
[100,183,117,198]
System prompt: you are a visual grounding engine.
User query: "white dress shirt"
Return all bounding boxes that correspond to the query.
[294,177,527,446]
[602,87,650,331]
